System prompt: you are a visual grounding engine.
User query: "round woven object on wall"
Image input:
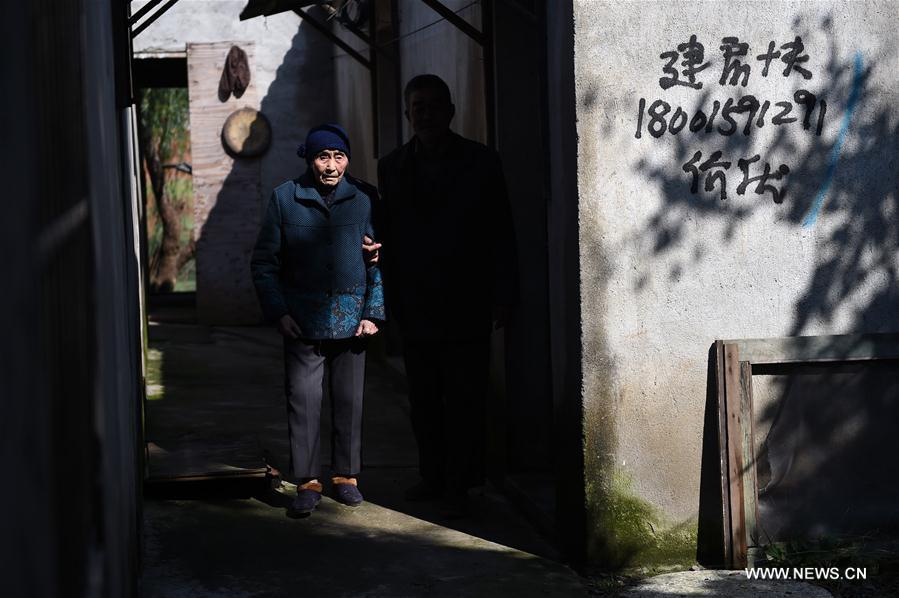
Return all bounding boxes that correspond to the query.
[222,107,271,158]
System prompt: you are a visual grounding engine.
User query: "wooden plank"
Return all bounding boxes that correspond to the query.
[146,440,267,480]
[187,42,263,324]
[146,470,267,483]
[711,332,899,570]
[714,340,733,567]
[724,343,747,568]
[740,360,759,567]
[721,333,899,365]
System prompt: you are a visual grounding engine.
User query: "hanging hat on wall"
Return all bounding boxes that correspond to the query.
[219,45,251,101]
[222,107,271,158]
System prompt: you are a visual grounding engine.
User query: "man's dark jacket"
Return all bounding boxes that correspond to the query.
[251,172,385,339]
[376,133,517,340]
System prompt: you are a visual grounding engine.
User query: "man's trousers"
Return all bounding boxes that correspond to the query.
[402,337,490,493]
[284,337,366,480]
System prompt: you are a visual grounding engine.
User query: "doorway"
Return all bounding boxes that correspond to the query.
[133,56,196,296]
[133,0,567,567]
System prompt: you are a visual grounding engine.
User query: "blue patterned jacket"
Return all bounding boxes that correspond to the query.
[251,172,385,339]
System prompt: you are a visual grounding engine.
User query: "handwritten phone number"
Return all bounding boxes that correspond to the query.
[634,90,827,139]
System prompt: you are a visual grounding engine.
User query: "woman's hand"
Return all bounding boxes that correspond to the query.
[362,235,381,265]
[355,319,379,337]
[278,314,302,339]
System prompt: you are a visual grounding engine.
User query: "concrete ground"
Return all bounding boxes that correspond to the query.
[142,493,585,597]
[619,571,831,597]
[142,305,585,596]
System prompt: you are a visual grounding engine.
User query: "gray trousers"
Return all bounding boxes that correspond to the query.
[284,337,366,480]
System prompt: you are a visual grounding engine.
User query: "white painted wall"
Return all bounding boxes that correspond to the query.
[573,0,899,523]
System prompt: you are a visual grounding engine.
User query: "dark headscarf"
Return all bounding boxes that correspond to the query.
[296,124,352,163]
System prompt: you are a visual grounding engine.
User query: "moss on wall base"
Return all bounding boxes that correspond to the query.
[586,470,698,572]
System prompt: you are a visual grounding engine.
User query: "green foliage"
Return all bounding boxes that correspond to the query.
[138,86,195,291]
[759,535,891,572]
[139,87,190,165]
[145,176,195,290]
[755,536,899,595]
[145,348,164,400]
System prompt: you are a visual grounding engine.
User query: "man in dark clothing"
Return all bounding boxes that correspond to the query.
[376,75,517,509]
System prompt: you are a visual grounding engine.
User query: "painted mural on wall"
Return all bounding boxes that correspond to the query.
[633,34,861,222]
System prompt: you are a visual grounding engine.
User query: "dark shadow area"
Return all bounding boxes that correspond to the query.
[144,311,282,480]
[3,2,144,595]
[144,476,270,501]
[147,291,198,324]
[133,57,189,87]
[493,0,554,504]
[754,360,899,542]
[543,0,588,570]
[696,343,726,567]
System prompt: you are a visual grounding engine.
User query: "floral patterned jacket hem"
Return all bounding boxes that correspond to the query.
[251,174,386,339]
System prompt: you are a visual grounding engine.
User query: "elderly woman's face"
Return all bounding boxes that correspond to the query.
[312,149,348,188]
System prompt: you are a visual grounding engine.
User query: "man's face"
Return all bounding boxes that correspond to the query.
[311,149,348,188]
[406,88,454,142]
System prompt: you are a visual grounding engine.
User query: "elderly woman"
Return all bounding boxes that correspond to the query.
[251,124,384,515]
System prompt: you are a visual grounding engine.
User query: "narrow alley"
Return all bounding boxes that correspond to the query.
[141,299,586,597]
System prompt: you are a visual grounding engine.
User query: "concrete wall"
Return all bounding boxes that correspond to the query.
[572,0,899,565]
[133,1,334,322]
